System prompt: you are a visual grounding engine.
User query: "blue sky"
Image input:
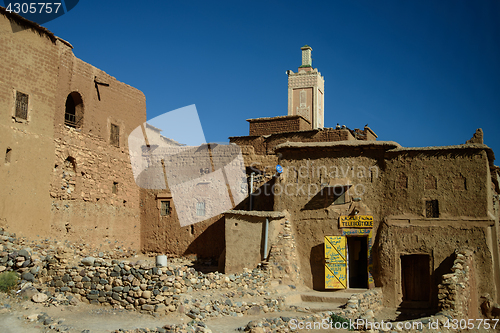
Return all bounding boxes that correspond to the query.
[4,1,499,158]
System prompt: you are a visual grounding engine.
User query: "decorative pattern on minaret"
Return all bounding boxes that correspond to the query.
[287,45,325,129]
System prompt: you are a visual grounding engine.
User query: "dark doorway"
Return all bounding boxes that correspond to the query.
[401,254,430,302]
[347,236,368,288]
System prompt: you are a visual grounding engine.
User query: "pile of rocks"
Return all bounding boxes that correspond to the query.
[0,230,40,283]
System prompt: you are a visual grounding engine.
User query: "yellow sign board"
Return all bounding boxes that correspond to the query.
[339,215,373,228]
[324,236,347,289]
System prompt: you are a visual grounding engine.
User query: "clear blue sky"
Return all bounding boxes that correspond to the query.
[4,0,500,158]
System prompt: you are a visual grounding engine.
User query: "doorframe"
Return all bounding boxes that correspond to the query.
[341,228,374,289]
[397,251,434,308]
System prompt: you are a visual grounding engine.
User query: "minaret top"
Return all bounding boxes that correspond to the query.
[300,45,312,67]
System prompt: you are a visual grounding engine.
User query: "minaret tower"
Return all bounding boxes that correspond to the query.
[287,45,325,129]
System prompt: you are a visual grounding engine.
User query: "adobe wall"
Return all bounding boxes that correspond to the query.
[273,142,395,289]
[137,143,245,258]
[0,12,58,236]
[49,125,142,250]
[224,210,285,274]
[140,188,226,259]
[230,128,356,157]
[0,10,147,250]
[272,141,499,303]
[383,147,492,218]
[376,223,494,309]
[248,115,311,136]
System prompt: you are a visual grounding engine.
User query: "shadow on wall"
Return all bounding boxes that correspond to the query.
[184,215,225,260]
[433,252,456,306]
[233,178,275,211]
[310,243,325,290]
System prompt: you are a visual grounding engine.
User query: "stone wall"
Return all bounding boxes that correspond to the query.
[342,288,383,319]
[438,249,478,319]
[267,218,301,286]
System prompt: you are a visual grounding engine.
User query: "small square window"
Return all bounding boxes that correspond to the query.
[15,91,28,120]
[112,182,118,194]
[425,200,439,218]
[160,200,171,216]
[196,201,205,216]
[110,123,120,147]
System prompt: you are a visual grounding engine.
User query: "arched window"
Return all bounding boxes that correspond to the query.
[64,92,84,128]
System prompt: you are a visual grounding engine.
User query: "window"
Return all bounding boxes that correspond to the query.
[112,182,118,194]
[160,200,170,216]
[110,124,119,147]
[196,201,205,216]
[333,189,346,205]
[15,91,28,120]
[425,200,439,218]
[5,148,12,164]
[64,92,84,128]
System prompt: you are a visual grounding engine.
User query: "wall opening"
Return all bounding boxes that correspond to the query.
[15,91,28,120]
[401,254,431,302]
[347,236,368,288]
[160,200,170,216]
[64,92,84,128]
[61,157,76,198]
[110,123,120,147]
[425,200,439,218]
[5,148,12,164]
[112,182,118,194]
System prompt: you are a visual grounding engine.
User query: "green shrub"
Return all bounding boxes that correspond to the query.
[0,271,19,292]
[330,313,353,331]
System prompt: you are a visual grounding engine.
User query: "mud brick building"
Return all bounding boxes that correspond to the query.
[0,8,146,250]
[225,45,500,313]
[1,7,499,316]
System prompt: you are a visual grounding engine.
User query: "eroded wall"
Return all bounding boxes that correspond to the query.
[0,11,146,250]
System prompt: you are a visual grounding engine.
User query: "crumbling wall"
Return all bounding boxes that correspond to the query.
[438,249,478,319]
[267,218,301,286]
[377,223,494,309]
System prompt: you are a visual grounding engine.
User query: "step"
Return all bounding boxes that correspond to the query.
[289,301,346,313]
